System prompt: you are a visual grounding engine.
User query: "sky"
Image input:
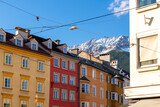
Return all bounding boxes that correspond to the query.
[0,0,129,46]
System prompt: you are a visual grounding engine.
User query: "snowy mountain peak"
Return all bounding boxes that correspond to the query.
[68,35,129,56]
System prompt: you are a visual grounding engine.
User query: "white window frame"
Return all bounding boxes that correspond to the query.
[107,76,110,83]
[62,60,67,69]
[48,42,52,49]
[37,82,43,93]
[4,77,11,88]
[54,58,59,67]
[21,100,28,107]
[61,89,67,100]
[119,95,122,103]
[37,102,43,107]
[22,58,29,68]
[70,62,75,70]
[100,72,103,82]
[81,102,89,107]
[16,39,22,46]
[92,69,96,80]
[82,66,87,76]
[0,34,4,41]
[38,61,44,71]
[53,88,59,99]
[100,104,104,107]
[111,92,118,101]
[62,75,67,84]
[119,81,121,88]
[111,78,118,85]
[3,98,11,107]
[54,73,59,82]
[92,102,97,107]
[70,76,75,85]
[31,43,37,50]
[22,79,28,91]
[69,90,75,101]
[92,85,96,97]
[100,88,103,99]
[5,53,12,65]
[63,47,67,53]
[81,83,89,93]
[107,91,110,99]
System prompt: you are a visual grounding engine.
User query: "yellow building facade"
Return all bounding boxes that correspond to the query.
[0,28,51,107]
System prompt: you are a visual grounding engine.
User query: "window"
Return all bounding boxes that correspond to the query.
[82,66,86,76]
[3,98,11,107]
[100,104,104,107]
[92,102,97,107]
[139,35,158,66]
[118,82,121,88]
[139,0,156,7]
[62,61,67,69]
[54,73,59,82]
[100,88,103,99]
[22,80,28,91]
[21,100,28,107]
[37,82,43,93]
[92,85,96,97]
[31,43,37,50]
[100,72,103,82]
[62,75,67,84]
[22,58,29,68]
[54,58,59,67]
[69,90,75,101]
[63,47,67,53]
[111,78,118,85]
[38,61,44,71]
[61,89,67,100]
[4,77,11,88]
[92,69,96,79]
[37,102,43,107]
[81,83,89,93]
[53,88,59,99]
[81,102,89,107]
[48,42,52,48]
[111,92,118,100]
[119,95,122,103]
[107,76,110,83]
[70,76,75,85]
[107,91,110,99]
[5,53,12,65]
[0,34,4,41]
[16,39,22,46]
[70,62,75,70]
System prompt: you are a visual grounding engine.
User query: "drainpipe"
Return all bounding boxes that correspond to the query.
[78,62,81,107]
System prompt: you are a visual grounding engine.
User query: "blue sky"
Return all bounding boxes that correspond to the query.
[0,0,129,46]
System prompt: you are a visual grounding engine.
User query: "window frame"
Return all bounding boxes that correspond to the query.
[4,77,11,88]
[82,66,87,76]
[0,34,4,41]
[92,69,96,80]
[111,92,118,101]
[81,83,89,93]
[5,53,12,65]
[100,72,103,82]
[100,88,104,99]
[16,39,22,46]
[38,61,44,72]
[22,57,29,68]
[138,0,156,8]
[54,73,59,83]
[92,85,96,97]
[62,75,68,84]
[31,43,37,50]
[54,58,59,67]
[70,62,75,70]
[70,76,75,86]
[62,60,67,69]
[53,88,59,99]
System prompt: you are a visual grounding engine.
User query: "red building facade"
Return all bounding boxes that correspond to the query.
[49,51,79,107]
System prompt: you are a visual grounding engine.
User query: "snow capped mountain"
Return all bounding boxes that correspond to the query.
[68,35,129,56]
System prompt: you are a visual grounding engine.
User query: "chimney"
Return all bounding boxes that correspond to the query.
[110,59,118,69]
[55,40,60,45]
[70,48,79,55]
[99,53,110,62]
[15,27,30,39]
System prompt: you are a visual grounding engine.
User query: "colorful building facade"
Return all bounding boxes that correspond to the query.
[49,43,79,107]
[0,27,51,107]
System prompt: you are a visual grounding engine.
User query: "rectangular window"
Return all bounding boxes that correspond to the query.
[22,58,29,68]
[139,0,156,7]
[111,78,118,85]
[21,100,28,107]
[31,43,37,50]
[22,80,28,91]
[4,77,11,88]
[5,53,12,65]
[92,102,97,107]
[92,69,96,79]
[119,95,122,103]
[100,72,103,82]
[100,88,103,99]
[92,85,96,97]
[100,104,104,107]
[62,61,67,69]
[107,76,110,83]
[62,75,67,84]
[111,92,118,100]
[17,39,22,46]
[61,89,67,101]
[54,58,59,67]
[37,82,43,93]
[69,90,75,101]
[37,102,43,107]
[63,47,67,53]
[81,102,89,107]
[119,82,121,88]
[54,73,59,82]
[53,88,59,99]
[48,42,51,48]
[0,34,4,41]
[38,61,44,71]
[139,35,158,66]
[107,91,110,99]
[3,98,11,107]
[70,62,75,70]
[81,83,89,93]
[70,76,75,85]
[82,66,86,76]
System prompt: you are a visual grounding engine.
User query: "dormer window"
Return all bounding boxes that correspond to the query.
[48,42,51,49]
[63,47,67,53]
[139,0,156,7]
[16,39,22,46]
[0,34,4,41]
[31,43,37,50]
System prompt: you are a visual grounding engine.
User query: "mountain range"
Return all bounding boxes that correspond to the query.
[68,35,130,72]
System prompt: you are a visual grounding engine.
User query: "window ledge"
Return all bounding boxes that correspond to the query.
[2,87,13,90]
[36,92,45,94]
[37,70,45,73]
[3,63,13,67]
[136,3,158,13]
[21,67,30,70]
[137,65,159,72]
[20,90,29,92]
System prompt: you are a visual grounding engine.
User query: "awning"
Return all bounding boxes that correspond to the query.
[119,98,160,107]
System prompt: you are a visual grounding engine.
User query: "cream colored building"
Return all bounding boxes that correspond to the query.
[0,27,51,107]
[125,0,160,105]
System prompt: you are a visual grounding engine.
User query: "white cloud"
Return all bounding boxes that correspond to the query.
[108,0,129,17]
